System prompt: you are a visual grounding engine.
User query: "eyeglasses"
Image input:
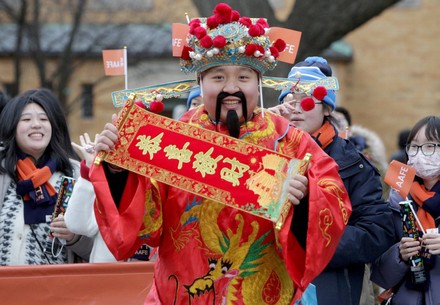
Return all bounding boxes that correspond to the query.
[286,100,323,110]
[405,143,440,157]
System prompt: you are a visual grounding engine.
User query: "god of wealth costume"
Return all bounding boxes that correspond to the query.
[89,3,351,304]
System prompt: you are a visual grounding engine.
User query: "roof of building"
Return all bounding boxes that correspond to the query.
[0,23,172,58]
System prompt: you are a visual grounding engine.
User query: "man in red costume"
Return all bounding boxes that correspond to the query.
[88,3,351,304]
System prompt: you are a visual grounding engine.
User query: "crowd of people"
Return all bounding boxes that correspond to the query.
[0,3,439,305]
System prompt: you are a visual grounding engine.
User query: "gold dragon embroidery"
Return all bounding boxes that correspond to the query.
[172,199,294,305]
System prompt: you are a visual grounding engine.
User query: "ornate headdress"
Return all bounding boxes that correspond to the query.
[278,56,338,111]
[179,3,286,75]
[110,3,304,110]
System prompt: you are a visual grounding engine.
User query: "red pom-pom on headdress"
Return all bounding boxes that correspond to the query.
[189,19,201,34]
[256,18,269,28]
[200,35,213,48]
[300,97,316,112]
[194,27,207,40]
[312,86,327,100]
[181,46,193,60]
[180,46,194,60]
[273,39,286,52]
[149,101,164,113]
[231,10,240,21]
[214,3,233,24]
[256,45,265,56]
[134,100,146,109]
[248,24,264,37]
[245,44,258,56]
[213,36,227,48]
[189,19,200,26]
[206,16,218,29]
[269,46,279,58]
[134,100,164,113]
[238,17,252,28]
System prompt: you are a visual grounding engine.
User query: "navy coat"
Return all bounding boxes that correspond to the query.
[312,133,395,305]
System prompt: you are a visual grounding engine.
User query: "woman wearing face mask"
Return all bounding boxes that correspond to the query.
[371,115,440,305]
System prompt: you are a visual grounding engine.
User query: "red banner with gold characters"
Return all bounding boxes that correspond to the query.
[95,96,309,223]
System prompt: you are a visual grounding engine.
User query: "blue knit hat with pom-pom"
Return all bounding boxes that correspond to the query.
[278,56,336,110]
[187,86,201,110]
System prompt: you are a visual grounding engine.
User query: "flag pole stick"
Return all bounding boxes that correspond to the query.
[124,46,128,89]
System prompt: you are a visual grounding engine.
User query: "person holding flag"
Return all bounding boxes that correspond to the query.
[82,3,351,304]
[371,115,440,305]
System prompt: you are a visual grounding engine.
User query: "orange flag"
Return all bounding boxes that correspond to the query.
[102,49,126,76]
[172,23,189,57]
[384,160,416,198]
[268,27,302,64]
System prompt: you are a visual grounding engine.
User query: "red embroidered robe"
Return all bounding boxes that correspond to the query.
[90,107,351,305]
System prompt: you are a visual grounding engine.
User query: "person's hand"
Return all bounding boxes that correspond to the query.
[268,104,294,119]
[94,113,119,153]
[71,132,99,167]
[94,113,124,172]
[50,214,75,242]
[399,237,421,262]
[287,174,308,205]
[423,231,440,255]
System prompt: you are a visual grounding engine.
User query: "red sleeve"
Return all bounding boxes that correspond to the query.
[90,163,146,260]
[279,132,352,300]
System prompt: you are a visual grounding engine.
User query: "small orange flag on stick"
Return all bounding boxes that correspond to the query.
[384,160,416,199]
[102,49,126,76]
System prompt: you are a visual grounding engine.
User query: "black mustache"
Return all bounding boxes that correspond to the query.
[215,91,247,124]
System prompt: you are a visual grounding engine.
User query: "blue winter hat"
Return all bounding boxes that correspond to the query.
[187,86,201,110]
[278,56,336,110]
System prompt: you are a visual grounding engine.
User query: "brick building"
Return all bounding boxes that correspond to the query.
[0,0,438,158]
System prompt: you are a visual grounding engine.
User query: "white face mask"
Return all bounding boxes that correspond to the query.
[408,152,440,180]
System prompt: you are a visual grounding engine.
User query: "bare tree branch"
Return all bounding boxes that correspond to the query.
[11,0,27,96]
[54,0,88,109]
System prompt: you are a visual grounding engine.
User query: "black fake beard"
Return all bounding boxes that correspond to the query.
[226,110,240,138]
[215,91,247,138]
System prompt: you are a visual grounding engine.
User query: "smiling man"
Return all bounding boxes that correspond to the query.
[85,3,352,304]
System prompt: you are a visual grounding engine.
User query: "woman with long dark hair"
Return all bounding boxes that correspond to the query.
[0,88,91,265]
